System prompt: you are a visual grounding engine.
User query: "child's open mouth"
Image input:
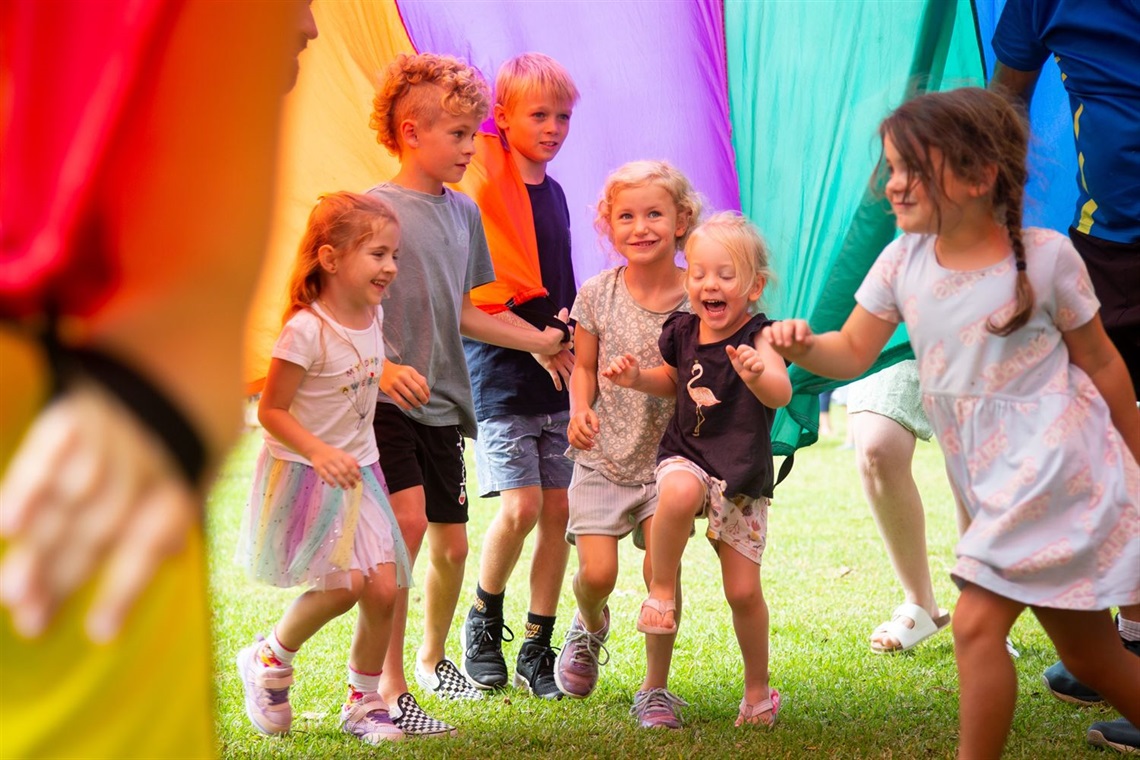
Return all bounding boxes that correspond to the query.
[703,300,727,316]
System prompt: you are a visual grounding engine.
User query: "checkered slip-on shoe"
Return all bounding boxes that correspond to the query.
[415,659,484,700]
[390,692,458,738]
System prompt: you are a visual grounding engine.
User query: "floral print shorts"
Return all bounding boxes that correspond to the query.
[655,456,769,566]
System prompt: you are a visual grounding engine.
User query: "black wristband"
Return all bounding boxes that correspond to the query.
[41,330,207,488]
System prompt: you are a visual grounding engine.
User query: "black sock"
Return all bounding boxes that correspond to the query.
[522,612,556,649]
[474,584,504,618]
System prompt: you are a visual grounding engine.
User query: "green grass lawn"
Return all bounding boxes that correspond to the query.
[208,407,1113,758]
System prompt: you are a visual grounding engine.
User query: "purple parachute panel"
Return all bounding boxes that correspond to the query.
[396,0,739,280]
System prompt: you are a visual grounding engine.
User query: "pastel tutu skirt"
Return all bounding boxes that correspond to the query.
[242,449,411,590]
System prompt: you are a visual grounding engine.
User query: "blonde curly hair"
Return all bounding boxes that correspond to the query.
[594,160,703,251]
[370,52,491,156]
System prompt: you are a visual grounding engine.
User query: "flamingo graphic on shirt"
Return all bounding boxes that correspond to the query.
[687,359,721,436]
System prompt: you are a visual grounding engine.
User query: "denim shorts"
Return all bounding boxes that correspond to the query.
[472,411,573,498]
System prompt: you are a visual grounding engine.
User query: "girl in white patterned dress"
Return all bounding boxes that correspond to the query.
[764,88,1140,759]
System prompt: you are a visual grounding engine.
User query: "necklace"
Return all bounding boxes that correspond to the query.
[316,300,380,428]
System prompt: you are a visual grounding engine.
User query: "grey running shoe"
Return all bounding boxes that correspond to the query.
[1087,717,1140,755]
[631,687,687,729]
[554,607,610,699]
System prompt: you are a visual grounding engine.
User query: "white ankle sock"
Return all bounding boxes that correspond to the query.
[266,630,297,666]
[348,666,382,695]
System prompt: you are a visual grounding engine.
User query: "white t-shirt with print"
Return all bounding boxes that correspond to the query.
[265,303,385,467]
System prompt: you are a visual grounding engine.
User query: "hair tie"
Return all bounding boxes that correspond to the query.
[1015,259,1026,272]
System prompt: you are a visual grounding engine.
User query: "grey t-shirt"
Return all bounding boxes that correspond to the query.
[366,183,495,438]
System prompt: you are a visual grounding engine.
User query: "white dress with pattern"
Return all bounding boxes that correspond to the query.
[857,228,1139,609]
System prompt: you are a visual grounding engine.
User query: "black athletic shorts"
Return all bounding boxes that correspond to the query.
[373,402,469,524]
[1069,227,1140,394]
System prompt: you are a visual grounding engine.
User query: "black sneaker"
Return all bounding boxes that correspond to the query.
[1043,623,1140,705]
[460,606,513,689]
[1087,717,1140,754]
[514,641,563,700]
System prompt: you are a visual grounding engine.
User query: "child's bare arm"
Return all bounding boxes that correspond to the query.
[460,294,569,356]
[762,306,896,380]
[1064,315,1140,462]
[259,358,361,489]
[728,332,792,408]
[493,309,575,390]
[602,354,677,397]
[568,328,600,450]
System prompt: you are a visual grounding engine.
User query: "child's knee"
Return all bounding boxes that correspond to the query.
[723,579,763,612]
[500,498,541,534]
[431,534,468,569]
[659,472,704,510]
[952,605,1003,651]
[576,559,617,598]
[395,511,428,552]
[363,566,397,605]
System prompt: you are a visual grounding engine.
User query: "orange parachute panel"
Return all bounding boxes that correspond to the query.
[454,132,547,315]
[244,0,415,393]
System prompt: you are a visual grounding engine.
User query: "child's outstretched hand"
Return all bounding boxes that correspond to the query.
[380,361,430,410]
[0,383,198,643]
[727,344,765,384]
[601,353,641,388]
[762,319,815,360]
[310,443,362,489]
[567,408,600,450]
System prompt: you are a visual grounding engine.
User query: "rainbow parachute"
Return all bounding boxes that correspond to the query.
[248,0,1075,455]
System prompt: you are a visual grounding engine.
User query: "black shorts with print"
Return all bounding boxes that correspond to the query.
[1069,227,1140,394]
[373,402,469,524]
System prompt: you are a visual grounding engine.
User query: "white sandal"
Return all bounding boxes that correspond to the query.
[870,603,951,654]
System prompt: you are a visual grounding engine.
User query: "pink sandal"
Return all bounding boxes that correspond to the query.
[636,597,677,634]
[736,687,780,728]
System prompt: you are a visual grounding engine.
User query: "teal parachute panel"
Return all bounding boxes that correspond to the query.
[725,0,986,455]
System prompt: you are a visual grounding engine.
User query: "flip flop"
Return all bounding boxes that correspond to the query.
[636,597,677,635]
[736,687,780,728]
[870,603,951,654]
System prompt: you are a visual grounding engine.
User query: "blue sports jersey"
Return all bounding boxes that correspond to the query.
[993,0,1140,243]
